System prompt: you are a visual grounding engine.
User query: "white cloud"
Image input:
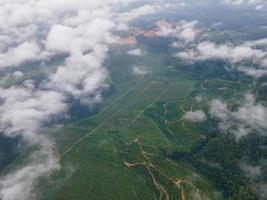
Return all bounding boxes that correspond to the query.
[0,0,137,69]
[0,0,169,199]
[224,0,265,10]
[195,95,204,102]
[210,94,267,139]
[176,41,267,63]
[156,20,201,42]
[0,144,60,200]
[44,51,108,104]
[238,67,267,78]
[0,82,67,200]
[0,42,41,68]
[118,5,158,24]
[244,38,267,49]
[127,49,144,56]
[133,65,149,75]
[11,71,24,80]
[176,40,267,77]
[0,84,67,144]
[46,19,116,54]
[183,110,207,122]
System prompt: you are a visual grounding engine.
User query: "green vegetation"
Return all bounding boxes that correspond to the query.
[11,39,265,200]
[39,47,225,200]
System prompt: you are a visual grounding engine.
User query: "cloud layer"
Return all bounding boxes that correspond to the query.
[0,0,166,199]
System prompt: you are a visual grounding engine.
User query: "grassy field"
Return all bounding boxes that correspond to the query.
[38,47,230,200]
[37,42,263,199]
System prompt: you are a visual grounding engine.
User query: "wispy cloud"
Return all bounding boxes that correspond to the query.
[224,0,265,10]
[183,110,207,122]
[133,65,150,75]
[210,94,267,139]
[156,20,202,42]
[176,39,267,78]
[127,49,145,56]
